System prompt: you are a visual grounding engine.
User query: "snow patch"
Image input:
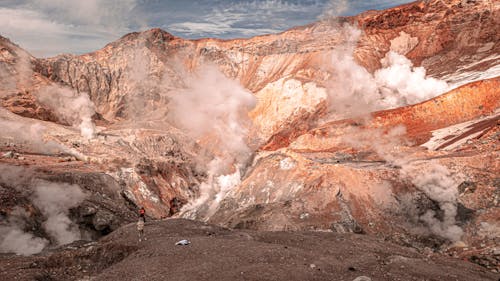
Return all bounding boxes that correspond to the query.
[421,111,500,150]
[444,54,500,89]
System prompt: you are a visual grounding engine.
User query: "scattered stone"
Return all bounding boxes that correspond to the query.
[2,151,13,158]
[353,276,371,281]
[2,151,19,159]
[451,241,467,248]
[458,181,476,194]
[175,239,190,245]
[299,213,310,220]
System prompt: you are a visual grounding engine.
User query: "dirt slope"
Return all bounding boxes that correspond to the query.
[0,219,497,281]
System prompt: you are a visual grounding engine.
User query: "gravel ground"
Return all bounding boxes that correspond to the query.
[1,219,498,281]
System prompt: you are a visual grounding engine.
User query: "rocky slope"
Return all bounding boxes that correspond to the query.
[0,219,498,281]
[0,0,499,276]
[32,0,499,121]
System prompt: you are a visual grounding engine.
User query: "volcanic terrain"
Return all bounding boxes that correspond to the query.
[0,0,499,280]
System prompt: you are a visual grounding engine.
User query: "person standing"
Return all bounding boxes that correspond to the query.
[137,207,146,242]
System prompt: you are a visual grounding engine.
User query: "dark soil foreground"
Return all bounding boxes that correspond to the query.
[0,219,498,281]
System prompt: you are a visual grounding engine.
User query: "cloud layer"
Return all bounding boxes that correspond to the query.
[0,0,411,57]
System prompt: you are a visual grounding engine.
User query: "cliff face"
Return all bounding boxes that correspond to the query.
[32,0,497,115]
[0,0,499,272]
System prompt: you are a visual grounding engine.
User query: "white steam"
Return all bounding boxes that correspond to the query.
[181,159,243,220]
[0,165,86,255]
[0,117,64,154]
[341,126,463,241]
[0,108,87,160]
[374,51,449,106]
[402,163,463,241]
[0,207,49,256]
[327,26,460,241]
[0,49,32,96]
[170,65,256,219]
[32,180,86,245]
[168,65,255,163]
[36,85,96,139]
[0,227,49,256]
[326,26,449,118]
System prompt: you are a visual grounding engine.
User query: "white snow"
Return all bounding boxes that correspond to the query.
[421,110,499,150]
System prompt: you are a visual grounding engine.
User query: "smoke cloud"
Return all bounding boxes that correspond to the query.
[32,180,86,245]
[326,25,449,119]
[0,47,33,97]
[0,226,49,256]
[0,207,49,256]
[36,85,96,139]
[168,64,256,166]
[325,25,460,241]
[169,65,256,219]
[0,117,63,154]
[374,51,449,106]
[0,164,86,255]
[341,126,463,241]
[0,108,87,160]
[402,163,463,241]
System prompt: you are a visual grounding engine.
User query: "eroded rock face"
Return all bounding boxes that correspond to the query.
[21,0,496,122]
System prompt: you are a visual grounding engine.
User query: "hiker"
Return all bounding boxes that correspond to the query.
[137,207,146,242]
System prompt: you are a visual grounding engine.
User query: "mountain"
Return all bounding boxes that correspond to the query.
[0,0,499,278]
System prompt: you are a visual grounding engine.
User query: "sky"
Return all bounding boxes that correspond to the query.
[0,0,412,57]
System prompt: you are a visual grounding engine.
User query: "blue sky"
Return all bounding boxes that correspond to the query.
[0,0,412,57]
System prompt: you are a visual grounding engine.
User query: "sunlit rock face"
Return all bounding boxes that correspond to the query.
[0,0,499,270]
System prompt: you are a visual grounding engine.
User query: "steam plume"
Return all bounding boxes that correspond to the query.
[32,180,86,245]
[326,25,449,118]
[341,126,463,241]
[402,162,463,241]
[0,207,49,256]
[169,65,256,219]
[36,85,96,139]
[0,117,63,154]
[0,164,86,255]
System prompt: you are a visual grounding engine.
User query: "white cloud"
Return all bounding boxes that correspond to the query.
[167,0,324,38]
[167,21,279,38]
[0,1,139,57]
[0,0,414,56]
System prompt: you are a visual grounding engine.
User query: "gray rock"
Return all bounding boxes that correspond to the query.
[92,209,115,231]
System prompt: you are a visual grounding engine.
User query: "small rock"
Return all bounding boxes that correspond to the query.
[353,276,371,281]
[309,264,316,269]
[299,213,310,220]
[491,247,500,256]
[2,151,14,158]
[451,241,467,248]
